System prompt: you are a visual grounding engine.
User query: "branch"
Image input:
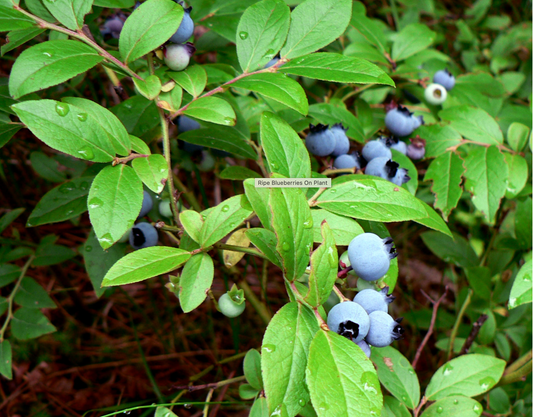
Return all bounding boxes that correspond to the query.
[447,289,472,361]
[412,286,448,370]
[458,314,489,355]
[112,153,149,166]
[172,375,245,392]
[497,360,532,386]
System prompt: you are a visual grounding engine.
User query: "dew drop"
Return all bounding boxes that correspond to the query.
[281,242,290,251]
[443,363,453,376]
[221,205,230,212]
[360,372,379,395]
[478,376,495,391]
[77,146,95,160]
[436,406,443,414]
[318,403,330,411]
[453,399,459,405]
[303,218,313,229]
[77,112,88,122]
[262,344,276,353]
[223,117,234,125]
[89,197,104,209]
[80,181,89,191]
[473,404,480,412]
[58,183,74,194]
[43,51,53,57]
[184,403,192,409]
[85,245,92,252]
[298,399,306,407]
[239,31,248,40]
[98,233,113,246]
[55,102,69,116]
[330,188,337,193]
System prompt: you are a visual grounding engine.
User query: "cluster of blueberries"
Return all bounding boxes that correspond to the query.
[424,69,456,105]
[327,233,404,356]
[100,1,196,72]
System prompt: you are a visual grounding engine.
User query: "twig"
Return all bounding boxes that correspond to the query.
[172,375,245,392]
[203,389,214,417]
[112,153,149,166]
[308,187,328,206]
[413,396,428,417]
[459,314,489,355]
[238,279,271,325]
[412,286,448,370]
[503,350,532,376]
[447,289,473,361]
[497,360,532,386]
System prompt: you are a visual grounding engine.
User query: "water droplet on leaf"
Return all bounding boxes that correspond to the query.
[239,31,248,40]
[77,146,95,160]
[55,102,69,116]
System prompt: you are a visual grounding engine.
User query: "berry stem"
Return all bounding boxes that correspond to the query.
[307,187,328,206]
[332,285,349,302]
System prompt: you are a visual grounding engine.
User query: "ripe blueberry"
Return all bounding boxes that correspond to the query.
[305,124,336,157]
[348,233,397,281]
[138,191,153,218]
[327,301,370,343]
[170,3,194,44]
[264,57,279,68]
[411,115,424,130]
[433,69,455,91]
[365,158,410,186]
[385,105,415,137]
[407,137,426,160]
[330,123,350,156]
[100,14,126,39]
[354,339,371,358]
[129,222,158,249]
[333,153,360,170]
[365,312,404,347]
[164,42,196,72]
[218,293,246,318]
[388,137,407,154]
[353,286,395,315]
[177,116,202,153]
[424,83,447,105]
[362,138,392,161]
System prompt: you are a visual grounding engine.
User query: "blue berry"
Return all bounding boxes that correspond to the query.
[348,233,397,281]
[264,57,279,68]
[433,69,455,91]
[327,301,370,343]
[178,115,201,132]
[333,153,360,170]
[365,158,410,186]
[411,115,424,130]
[389,138,407,154]
[385,105,415,137]
[138,191,153,218]
[425,83,447,105]
[170,4,194,44]
[407,143,425,160]
[218,293,246,318]
[354,286,395,314]
[129,222,158,249]
[330,123,350,156]
[362,139,392,161]
[366,312,404,347]
[305,124,336,157]
[354,339,371,358]
[100,14,125,39]
[164,42,195,72]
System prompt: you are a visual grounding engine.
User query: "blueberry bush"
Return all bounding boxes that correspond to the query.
[0,0,531,416]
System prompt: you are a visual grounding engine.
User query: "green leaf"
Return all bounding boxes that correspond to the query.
[506,122,530,152]
[129,135,151,155]
[425,354,505,400]
[515,197,532,249]
[421,231,478,268]
[391,23,436,61]
[1,27,45,56]
[236,0,290,72]
[179,125,256,159]
[416,124,462,158]
[0,208,24,235]
[304,221,337,307]
[0,264,21,288]
[132,74,162,101]
[306,330,382,416]
[308,103,364,142]
[463,146,508,224]
[93,0,135,6]
[14,276,55,309]
[509,260,532,309]
[154,406,178,417]
[169,65,208,98]
[371,346,420,409]
[465,267,492,301]
[310,210,363,245]
[62,97,131,156]
[504,153,528,199]
[178,252,214,313]
[280,53,394,86]
[260,111,311,179]
[179,210,203,244]
[219,166,261,180]
[27,177,92,227]
[439,106,503,145]
[262,302,319,416]
[199,195,253,248]
[240,384,260,399]
[244,180,272,229]
[414,202,453,238]
[119,0,183,64]
[0,5,36,31]
[245,228,282,267]
[182,96,236,126]
[33,243,76,266]
[102,246,191,286]
[42,0,92,30]
[420,395,482,417]
[110,95,160,138]
[0,340,12,379]
[381,396,411,417]
[0,123,22,148]
[83,229,126,298]
[349,3,387,53]
[424,152,464,220]
[132,154,168,194]
[11,307,56,340]
[250,397,270,417]
[158,85,183,112]
[12,99,116,162]
[88,165,143,249]
[270,188,313,282]
[8,41,103,99]
[233,73,308,115]
[280,0,352,60]
[29,151,67,182]
[244,348,263,390]
[316,178,427,222]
